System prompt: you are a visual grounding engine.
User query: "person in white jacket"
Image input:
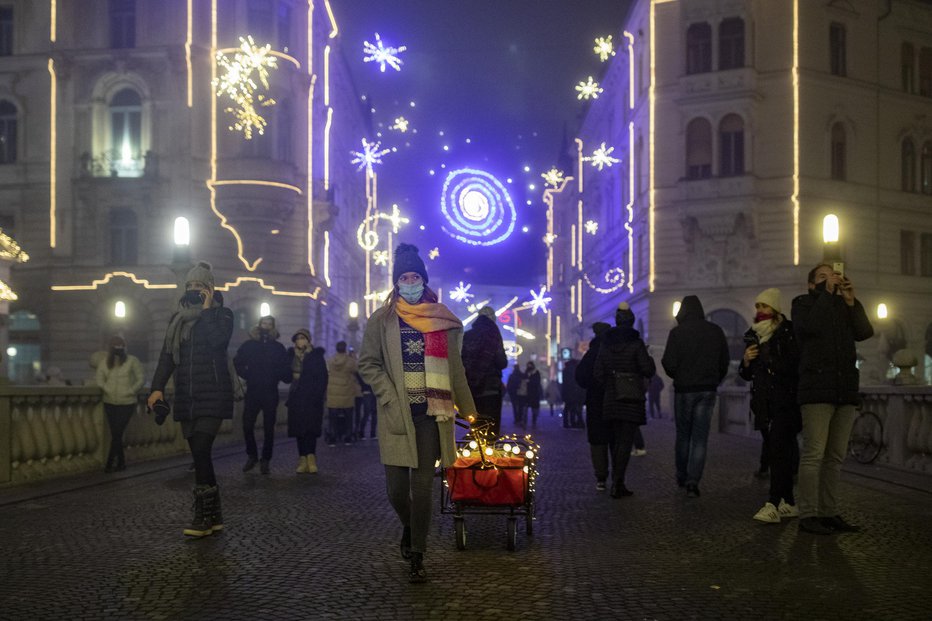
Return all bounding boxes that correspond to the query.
[96,336,144,472]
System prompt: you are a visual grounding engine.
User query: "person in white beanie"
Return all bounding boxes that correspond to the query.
[739,288,801,524]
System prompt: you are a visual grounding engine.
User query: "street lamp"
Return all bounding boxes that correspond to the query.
[171,216,193,288]
[260,302,271,318]
[114,300,126,319]
[672,300,681,318]
[347,302,360,349]
[822,214,843,273]
[876,303,888,319]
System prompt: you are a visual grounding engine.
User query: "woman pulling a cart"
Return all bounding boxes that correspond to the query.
[359,243,478,584]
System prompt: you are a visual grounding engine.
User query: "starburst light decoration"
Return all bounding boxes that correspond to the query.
[449,281,475,303]
[0,229,29,262]
[363,33,407,72]
[373,250,389,266]
[350,138,391,175]
[527,286,552,316]
[542,233,557,246]
[441,168,517,246]
[0,280,17,301]
[585,220,599,235]
[575,76,603,100]
[541,168,566,188]
[213,36,278,139]
[390,117,410,132]
[583,143,621,170]
[428,247,440,260]
[594,36,616,62]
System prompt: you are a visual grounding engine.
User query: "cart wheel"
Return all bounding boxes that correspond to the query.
[506,517,517,551]
[454,518,467,550]
[525,512,533,536]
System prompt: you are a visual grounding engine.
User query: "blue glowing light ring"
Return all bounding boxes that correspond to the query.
[440,168,516,246]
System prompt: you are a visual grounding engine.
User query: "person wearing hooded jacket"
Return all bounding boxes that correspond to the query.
[285,328,328,474]
[575,321,613,491]
[593,303,656,498]
[661,295,730,498]
[358,243,478,584]
[234,315,290,474]
[460,306,508,437]
[148,261,234,538]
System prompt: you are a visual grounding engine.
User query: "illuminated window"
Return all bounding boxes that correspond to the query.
[922,142,932,194]
[685,118,712,179]
[109,0,135,49]
[110,208,138,265]
[902,139,916,192]
[719,114,744,177]
[902,43,915,93]
[277,2,291,51]
[0,7,12,56]
[829,22,846,77]
[686,23,712,75]
[830,123,846,181]
[109,88,143,177]
[718,18,744,70]
[0,99,16,165]
[248,0,274,43]
[901,230,916,275]
[920,47,932,97]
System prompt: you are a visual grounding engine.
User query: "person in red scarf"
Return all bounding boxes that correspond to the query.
[359,243,478,584]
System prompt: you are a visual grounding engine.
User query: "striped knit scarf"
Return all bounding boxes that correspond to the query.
[396,299,462,422]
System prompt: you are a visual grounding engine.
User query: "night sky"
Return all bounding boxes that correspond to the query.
[335,0,632,287]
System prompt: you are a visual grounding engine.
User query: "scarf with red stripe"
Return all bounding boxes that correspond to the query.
[396,299,462,422]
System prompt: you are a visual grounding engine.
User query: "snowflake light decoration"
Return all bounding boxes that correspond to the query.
[583,143,620,171]
[585,220,599,235]
[350,138,391,175]
[428,247,440,260]
[363,33,407,72]
[575,76,603,100]
[391,117,410,132]
[373,250,389,266]
[527,286,552,316]
[213,36,279,139]
[449,281,475,304]
[594,36,616,62]
[541,168,566,188]
[542,233,557,246]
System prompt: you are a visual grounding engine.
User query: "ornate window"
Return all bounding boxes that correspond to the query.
[830,123,846,180]
[719,114,744,177]
[109,0,135,49]
[902,43,915,93]
[718,18,745,70]
[902,139,916,192]
[920,47,932,97]
[109,88,143,177]
[686,23,712,75]
[0,7,12,56]
[0,99,16,164]
[109,209,138,265]
[830,22,847,77]
[685,118,712,179]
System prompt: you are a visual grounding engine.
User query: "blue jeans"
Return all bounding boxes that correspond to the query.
[674,391,717,486]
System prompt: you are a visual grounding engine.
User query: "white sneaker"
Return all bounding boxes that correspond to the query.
[778,500,799,519]
[630,448,647,457]
[753,502,780,523]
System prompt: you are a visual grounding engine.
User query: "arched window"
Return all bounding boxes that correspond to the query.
[719,18,745,70]
[707,309,749,361]
[109,208,138,265]
[719,114,744,177]
[902,139,916,192]
[109,88,142,176]
[686,23,712,75]
[902,43,915,93]
[922,142,932,194]
[830,123,846,180]
[686,118,712,179]
[0,99,16,164]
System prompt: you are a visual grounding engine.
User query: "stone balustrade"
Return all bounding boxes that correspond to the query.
[716,384,932,474]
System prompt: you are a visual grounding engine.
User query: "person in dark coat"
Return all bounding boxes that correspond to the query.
[594,303,656,498]
[561,354,586,429]
[792,264,873,535]
[234,315,290,474]
[647,374,664,419]
[524,361,543,426]
[148,261,234,538]
[738,288,801,524]
[661,295,730,498]
[461,307,508,436]
[505,364,525,426]
[575,321,613,490]
[285,328,328,475]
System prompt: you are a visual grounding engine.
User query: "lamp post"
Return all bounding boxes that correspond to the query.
[347,302,360,350]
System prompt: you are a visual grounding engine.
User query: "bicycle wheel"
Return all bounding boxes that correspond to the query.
[848,411,883,464]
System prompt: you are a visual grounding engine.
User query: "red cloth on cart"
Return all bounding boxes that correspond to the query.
[447,456,526,505]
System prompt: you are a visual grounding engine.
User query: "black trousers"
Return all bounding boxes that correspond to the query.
[243,391,279,460]
[473,392,503,438]
[608,421,639,487]
[104,403,134,466]
[357,394,377,438]
[767,415,800,506]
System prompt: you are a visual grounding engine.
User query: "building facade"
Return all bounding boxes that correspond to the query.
[0,0,370,383]
[548,0,932,384]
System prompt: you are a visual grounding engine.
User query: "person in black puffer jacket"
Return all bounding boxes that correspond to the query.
[791,264,873,535]
[594,303,656,498]
[285,328,328,475]
[149,261,234,538]
[575,321,612,490]
[461,307,508,436]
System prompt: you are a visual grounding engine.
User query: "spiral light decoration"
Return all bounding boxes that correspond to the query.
[440,168,517,246]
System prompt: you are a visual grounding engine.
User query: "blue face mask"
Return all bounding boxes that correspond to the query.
[398,283,424,304]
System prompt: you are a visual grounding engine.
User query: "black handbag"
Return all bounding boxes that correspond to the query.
[612,371,646,402]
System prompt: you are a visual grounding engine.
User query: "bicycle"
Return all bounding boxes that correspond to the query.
[848,407,883,464]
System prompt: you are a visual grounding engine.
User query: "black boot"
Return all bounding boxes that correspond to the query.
[409,552,427,583]
[183,485,213,538]
[203,486,223,533]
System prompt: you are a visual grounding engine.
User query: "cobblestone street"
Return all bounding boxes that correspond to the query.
[1,411,930,621]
